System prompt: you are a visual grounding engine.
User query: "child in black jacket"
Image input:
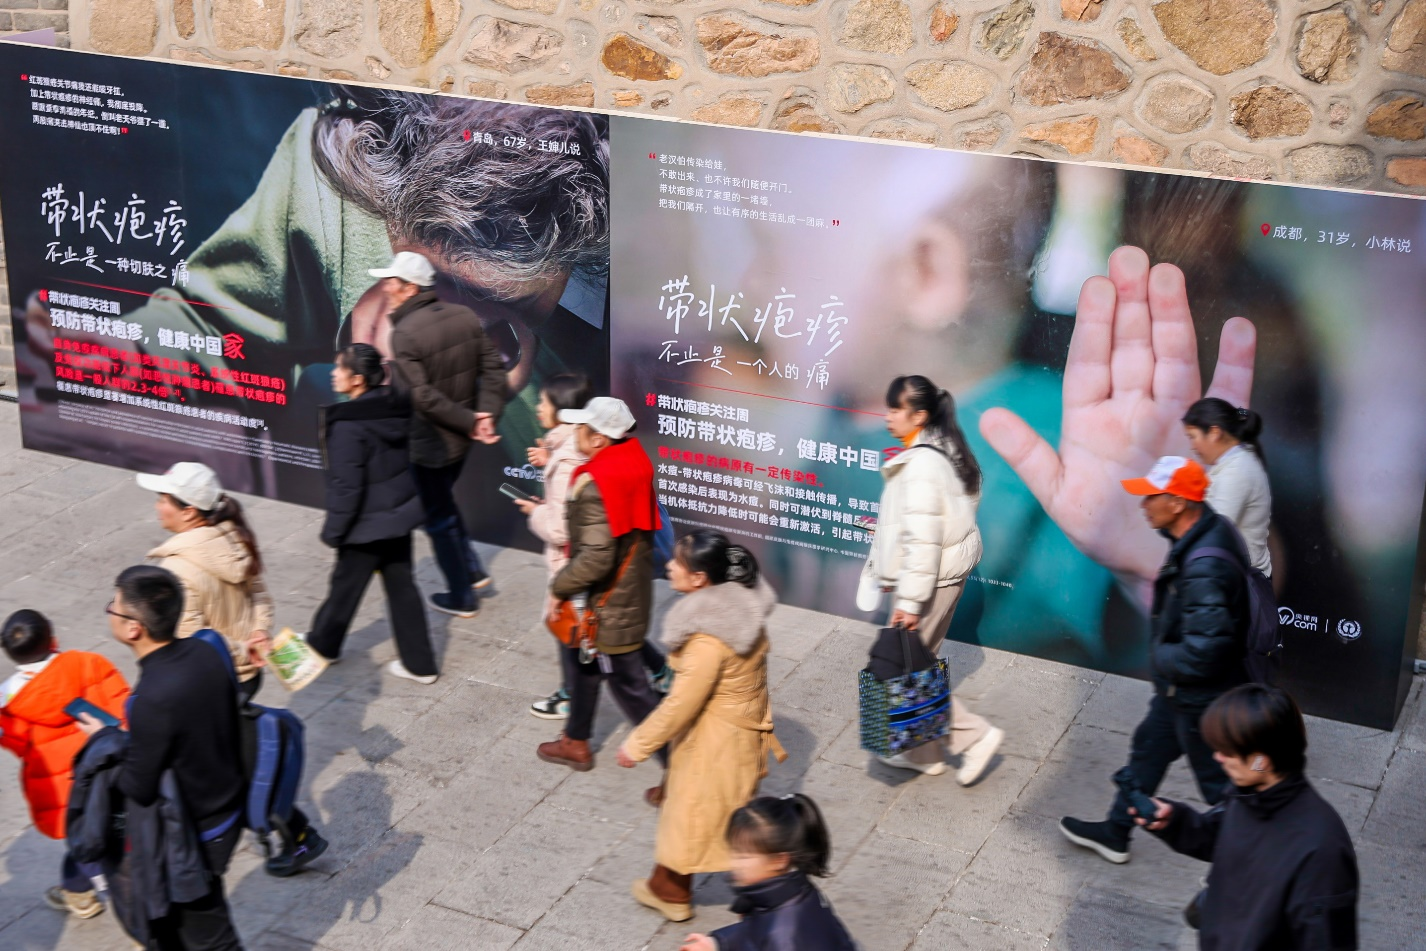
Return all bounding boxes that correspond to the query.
[681,794,857,951]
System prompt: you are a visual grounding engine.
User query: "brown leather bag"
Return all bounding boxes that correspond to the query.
[547,544,638,650]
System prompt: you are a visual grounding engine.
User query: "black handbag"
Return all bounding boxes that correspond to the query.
[865,624,938,681]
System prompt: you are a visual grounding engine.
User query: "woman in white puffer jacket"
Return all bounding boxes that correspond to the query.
[859,375,1004,785]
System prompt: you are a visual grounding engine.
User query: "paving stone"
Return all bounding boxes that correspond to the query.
[758,706,850,796]
[1391,678,1424,752]
[1301,711,1398,791]
[0,904,129,951]
[1360,747,1426,850]
[775,625,874,722]
[382,681,533,780]
[510,876,664,950]
[1311,776,1376,836]
[1075,673,1152,735]
[376,904,523,951]
[942,637,1016,701]
[764,602,844,661]
[943,811,1091,935]
[302,756,437,864]
[822,829,971,950]
[0,828,65,931]
[434,802,631,930]
[1049,885,1189,949]
[909,909,1050,950]
[1356,839,1426,949]
[972,660,1099,762]
[879,753,1040,854]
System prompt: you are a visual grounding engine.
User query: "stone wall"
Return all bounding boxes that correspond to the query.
[45,0,1426,194]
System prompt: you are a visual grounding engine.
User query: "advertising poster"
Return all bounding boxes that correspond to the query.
[609,116,1426,729]
[0,44,609,549]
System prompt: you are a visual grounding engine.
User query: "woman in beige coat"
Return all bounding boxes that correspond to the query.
[139,462,273,699]
[618,530,784,924]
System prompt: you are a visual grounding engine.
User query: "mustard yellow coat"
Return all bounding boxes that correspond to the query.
[624,578,783,874]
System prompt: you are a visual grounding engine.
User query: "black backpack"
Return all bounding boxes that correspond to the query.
[1185,524,1281,684]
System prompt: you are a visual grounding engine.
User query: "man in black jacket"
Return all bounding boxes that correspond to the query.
[79,565,246,949]
[1060,456,1248,864]
[370,251,509,618]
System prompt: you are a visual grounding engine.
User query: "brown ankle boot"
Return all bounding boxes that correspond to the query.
[537,733,594,771]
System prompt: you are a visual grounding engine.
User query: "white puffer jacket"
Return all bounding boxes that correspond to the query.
[861,435,983,615]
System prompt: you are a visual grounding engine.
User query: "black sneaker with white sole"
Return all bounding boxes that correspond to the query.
[1059,816,1131,864]
[471,571,493,591]
[428,592,479,618]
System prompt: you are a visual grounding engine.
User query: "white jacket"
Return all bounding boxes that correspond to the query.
[1207,444,1273,577]
[860,434,983,615]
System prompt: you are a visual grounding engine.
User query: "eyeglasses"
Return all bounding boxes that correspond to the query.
[105,600,142,624]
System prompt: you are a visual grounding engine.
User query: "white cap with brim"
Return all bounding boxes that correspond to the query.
[558,396,636,440]
[136,461,224,511]
[367,250,437,288]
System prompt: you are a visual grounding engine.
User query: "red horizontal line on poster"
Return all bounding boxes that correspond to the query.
[52,278,240,312]
[653,377,881,417]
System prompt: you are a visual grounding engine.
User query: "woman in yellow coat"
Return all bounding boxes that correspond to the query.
[618,530,783,924]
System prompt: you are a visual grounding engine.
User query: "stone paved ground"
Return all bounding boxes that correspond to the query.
[0,399,1422,950]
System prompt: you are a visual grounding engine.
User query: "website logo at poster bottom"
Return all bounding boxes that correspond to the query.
[1277,607,1363,643]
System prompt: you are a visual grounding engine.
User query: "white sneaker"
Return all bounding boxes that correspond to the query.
[877,752,947,776]
[387,660,437,685]
[957,726,1004,786]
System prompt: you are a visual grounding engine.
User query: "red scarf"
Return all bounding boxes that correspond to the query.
[572,438,662,538]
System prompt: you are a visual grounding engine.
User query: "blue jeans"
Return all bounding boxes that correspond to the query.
[412,458,479,609]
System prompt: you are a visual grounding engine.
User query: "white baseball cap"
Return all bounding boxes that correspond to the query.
[136,462,224,511]
[367,251,436,288]
[558,397,636,440]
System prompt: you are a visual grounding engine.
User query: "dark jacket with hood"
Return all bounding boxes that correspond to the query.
[1149,505,1250,709]
[388,290,508,468]
[1152,775,1358,950]
[319,386,425,547]
[710,870,859,951]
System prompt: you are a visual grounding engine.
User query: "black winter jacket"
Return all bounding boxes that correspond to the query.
[1153,776,1358,950]
[710,871,859,951]
[67,728,214,947]
[388,291,508,468]
[319,387,425,547]
[1149,506,1249,709]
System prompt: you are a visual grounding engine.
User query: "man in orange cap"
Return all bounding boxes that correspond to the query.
[1059,456,1251,864]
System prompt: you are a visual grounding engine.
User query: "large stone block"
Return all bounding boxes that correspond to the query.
[462,16,563,74]
[1384,0,1426,78]
[690,93,766,127]
[827,63,896,114]
[1015,32,1131,107]
[1021,115,1100,155]
[978,0,1035,60]
[89,0,157,57]
[601,33,683,81]
[1152,0,1276,76]
[696,12,820,77]
[294,0,362,60]
[378,0,459,68]
[1138,74,1215,134]
[1287,143,1373,185]
[1184,141,1274,180]
[1296,5,1363,83]
[906,60,995,112]
[1367,96,1426,141]
[1230,83,1313,140]
[839,0,914,54]
[212,0,286,52]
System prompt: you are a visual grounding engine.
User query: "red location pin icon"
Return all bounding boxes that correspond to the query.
[1261,223,1271,236]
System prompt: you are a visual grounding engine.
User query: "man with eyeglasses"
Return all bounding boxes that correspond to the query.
[79,565,246,949]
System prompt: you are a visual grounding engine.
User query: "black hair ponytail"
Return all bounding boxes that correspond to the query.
[1182,397,1267,468]
[675,529,761,588]
[726,793,832,878]
[887,375,982,495]
[337,342,387,389]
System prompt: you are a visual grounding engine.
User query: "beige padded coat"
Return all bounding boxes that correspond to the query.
[147,523,274,682]
[624,577,784,875]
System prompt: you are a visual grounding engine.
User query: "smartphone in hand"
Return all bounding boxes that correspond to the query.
[499,482,539,503]
[64,698,120,728]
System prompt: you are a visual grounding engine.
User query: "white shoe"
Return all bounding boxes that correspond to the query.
[957,726,1004,786]
[876,752,947,776]
[387,660,437,685]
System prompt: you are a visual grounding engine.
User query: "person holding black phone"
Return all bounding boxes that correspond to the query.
[306,343,437,685]
[0,609,130,919]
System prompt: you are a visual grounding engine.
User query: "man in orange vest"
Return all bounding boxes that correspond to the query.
[0,609,130,918]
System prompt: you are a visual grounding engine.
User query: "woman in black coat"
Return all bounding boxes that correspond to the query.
[307,344,438,684]
[1137,684,1358,951]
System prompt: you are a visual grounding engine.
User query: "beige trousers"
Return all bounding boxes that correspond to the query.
[902,581,993,766]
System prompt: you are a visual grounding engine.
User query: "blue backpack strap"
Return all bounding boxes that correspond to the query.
[192,629,239,689]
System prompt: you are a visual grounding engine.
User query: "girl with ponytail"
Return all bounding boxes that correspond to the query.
[858,374,1004,785]
[1182,398,1273,576]
[679,794,857,950]
[618,531,785,925]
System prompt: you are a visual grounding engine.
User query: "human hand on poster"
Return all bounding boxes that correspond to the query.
[348,282,394,358]
[979,247,1257,602]
[472,413,501,445]
[527,444,550,468]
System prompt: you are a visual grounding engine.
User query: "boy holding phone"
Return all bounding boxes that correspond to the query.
[0,609,130,918]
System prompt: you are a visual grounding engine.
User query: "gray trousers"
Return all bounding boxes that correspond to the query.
[902,581,993,766]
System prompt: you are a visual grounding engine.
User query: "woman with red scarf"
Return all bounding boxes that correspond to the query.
[536,397,669,772]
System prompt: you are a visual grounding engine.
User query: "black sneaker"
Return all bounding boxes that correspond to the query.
[265,827,329,878]
[471,571,494,591]
[429,592,479,618]
[1059,817,1131,864]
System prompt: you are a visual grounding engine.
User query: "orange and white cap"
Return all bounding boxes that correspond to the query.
[1121,456,1209,503]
